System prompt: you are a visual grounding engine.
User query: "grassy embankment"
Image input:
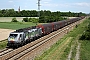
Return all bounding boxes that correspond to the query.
[80,40,90,60]
[35,18,89,60]
[0,22,36,49]
[79,19,90,60]
[0,40,7,50]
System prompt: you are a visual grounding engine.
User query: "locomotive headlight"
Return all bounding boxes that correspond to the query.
[10,38,14,41]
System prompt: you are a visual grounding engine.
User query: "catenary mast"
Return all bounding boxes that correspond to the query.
[38,0,41,18]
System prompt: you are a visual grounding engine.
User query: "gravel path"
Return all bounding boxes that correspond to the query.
[67,45,73,60]
[75,42,81,60]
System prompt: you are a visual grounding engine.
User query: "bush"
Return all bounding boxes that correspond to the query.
[28,18,32,22]
[31,18,39,23]
[11,18,18,22]
[80,23,90,40]
[23,17,29,22]
[39,16,67,23]
[88,17,90,20]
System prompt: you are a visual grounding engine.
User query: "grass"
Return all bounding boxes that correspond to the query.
[0,40,7,49]
[70,35,79,60]
[79,19,90,60]
[35,37,72,60]
[35,37,67,60]
[0,22,36,30]
[80,40,90,60]
[35,19,89,60]
[61,19,89,60]
[60,38,73,60]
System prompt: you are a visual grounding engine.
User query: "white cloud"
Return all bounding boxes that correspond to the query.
[14,5,16,7]
[41,2,90,8]
[44,2,49,4]
[41,3,70,8]
[41,0,52,4]
[42,3,57,7]
[8,1,13,3]
[25,6,27,8]
[42,0,52,1]
[74,2,90,7]
[59,4,70,7]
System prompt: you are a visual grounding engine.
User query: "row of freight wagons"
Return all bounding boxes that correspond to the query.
[37,17,84,35]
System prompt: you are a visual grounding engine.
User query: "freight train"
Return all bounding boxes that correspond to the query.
[7,17,85,47]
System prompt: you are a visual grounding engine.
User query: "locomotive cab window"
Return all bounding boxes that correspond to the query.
[19,34,22,40]
[20,34,22,37]
[9,34,18,38]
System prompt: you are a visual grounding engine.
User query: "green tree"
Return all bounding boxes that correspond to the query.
[23,17,29,22]
[0,9,86,17]
[11,18,18,22]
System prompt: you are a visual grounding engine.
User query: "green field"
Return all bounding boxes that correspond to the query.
[0,22,36,30]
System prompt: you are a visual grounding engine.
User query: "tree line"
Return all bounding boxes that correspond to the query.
[0,9,86,17]
[0,9,86,23]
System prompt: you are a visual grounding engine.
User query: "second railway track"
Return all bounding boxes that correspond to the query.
[0,18,85,60]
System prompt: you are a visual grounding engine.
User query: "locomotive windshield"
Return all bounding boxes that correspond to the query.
[9,34,18,38]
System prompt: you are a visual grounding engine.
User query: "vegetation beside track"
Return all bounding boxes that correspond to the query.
[79,17,90,60]
[35,18,89,60]
[0,40,7,49]
[79,40,90,60]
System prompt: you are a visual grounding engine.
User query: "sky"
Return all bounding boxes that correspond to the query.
[0,0,90,13]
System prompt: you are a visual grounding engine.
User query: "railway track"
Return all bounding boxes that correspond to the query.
[0,18,85,60]
[0,48,13,56]
[0,48,9,53]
